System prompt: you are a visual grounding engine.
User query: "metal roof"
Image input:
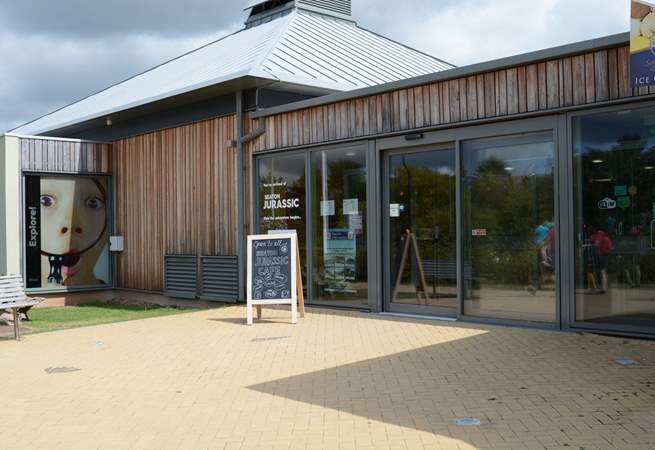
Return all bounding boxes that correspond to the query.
[251,32,630,119]
[12,9,453,136]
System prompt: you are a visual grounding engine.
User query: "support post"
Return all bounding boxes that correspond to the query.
[236,92,246,301]
[0,135,21,276]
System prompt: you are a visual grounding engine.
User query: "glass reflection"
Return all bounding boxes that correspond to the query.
[463,133,556,322]
[258,154,307,288]
[311,148,368,307]
[388,149,457,311]
[573,107,655,329]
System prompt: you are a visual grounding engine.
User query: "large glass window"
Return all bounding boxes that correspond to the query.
[257,154,307,286]
[573,107,655,329]
[311,147,368,307]
[463,133,557,322]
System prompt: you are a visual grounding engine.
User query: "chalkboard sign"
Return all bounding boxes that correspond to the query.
[251,237,292,300]
[246,233,300,325]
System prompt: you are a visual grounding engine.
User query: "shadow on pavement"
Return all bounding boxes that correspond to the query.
[248,320,655,448]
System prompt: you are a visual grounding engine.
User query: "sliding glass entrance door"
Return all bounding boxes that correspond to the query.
[462,132,557,323]
[384,147,457,316]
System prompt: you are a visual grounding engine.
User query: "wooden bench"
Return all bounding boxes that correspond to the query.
[0,275,44,340]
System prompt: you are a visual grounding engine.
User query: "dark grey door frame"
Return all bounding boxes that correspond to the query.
[380,143,458,318]
[376,115,562,328]
[564,100,655,337]
[252,141,373,311]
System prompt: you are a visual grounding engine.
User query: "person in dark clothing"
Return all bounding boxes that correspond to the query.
[590,225,613,293]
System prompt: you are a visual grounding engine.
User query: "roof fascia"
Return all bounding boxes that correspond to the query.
[16,69,277,136]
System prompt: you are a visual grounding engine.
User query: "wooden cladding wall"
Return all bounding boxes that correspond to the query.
[113,115,237,291]
[248,46,651,152]
[20,138,112,173]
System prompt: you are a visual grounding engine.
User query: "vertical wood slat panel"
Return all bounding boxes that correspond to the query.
[18,138,111,173]
[608,48,619,100]
[112,115,236,291]
[496,71,506,115]
[617,46,631,98]
[584,53,596,103]
[441,82,451,123]
[506,69,518,114]
[526,64,539,112]
[594,50,609,102]
[561,58,573,107]
[466,76,478,120]
[480,73,494,118]
[517,66,527,114]
[448,79,460,123]
[546,60,560,109]
[537,62,547,109]
[476,75,485,118]
[458,78,467,122]
[572,55,586,105]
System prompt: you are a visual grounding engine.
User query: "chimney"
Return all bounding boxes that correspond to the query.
[245,0,353,27]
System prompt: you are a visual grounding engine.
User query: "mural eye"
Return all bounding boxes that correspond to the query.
[86,197,105,210]
[40,195,56,207]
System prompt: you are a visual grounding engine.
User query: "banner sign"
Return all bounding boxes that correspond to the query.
[24,175,110,289]
[631,0,655,87]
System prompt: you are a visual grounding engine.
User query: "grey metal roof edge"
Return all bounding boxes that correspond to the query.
[250,32,630,119]
[17,70,272,136]
[4,133,112,145]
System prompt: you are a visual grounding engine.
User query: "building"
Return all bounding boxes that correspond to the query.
[1,1,654,337]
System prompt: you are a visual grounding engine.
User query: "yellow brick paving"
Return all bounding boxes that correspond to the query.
[1,306,654,450]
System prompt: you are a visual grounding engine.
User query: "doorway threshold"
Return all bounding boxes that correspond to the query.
[379,312,457,322]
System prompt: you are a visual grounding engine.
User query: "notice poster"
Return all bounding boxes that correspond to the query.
[24,175,111,289]
[323,229,356,293]
[631,0,655,87]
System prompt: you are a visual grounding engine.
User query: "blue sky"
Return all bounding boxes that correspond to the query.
[0,0,630,133]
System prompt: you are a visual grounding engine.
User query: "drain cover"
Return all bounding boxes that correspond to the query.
[454,417,481,426]
[251,336,290,342]
[615,358,639,366]
[45,367,81,374]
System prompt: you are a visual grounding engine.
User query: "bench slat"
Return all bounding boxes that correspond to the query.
[0,275,44,311]
[1,299,41,309]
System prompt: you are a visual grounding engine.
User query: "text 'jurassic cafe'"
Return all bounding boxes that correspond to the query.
[1,0,655,338]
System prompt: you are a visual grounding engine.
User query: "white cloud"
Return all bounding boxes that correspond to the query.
[360,0,630,66]
[0,27,237,132]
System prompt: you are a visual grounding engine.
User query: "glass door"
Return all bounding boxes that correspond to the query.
[572,106,655,333]
[384,147,457,316]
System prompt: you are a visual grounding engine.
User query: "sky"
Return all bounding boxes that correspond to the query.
[0,0,630,133]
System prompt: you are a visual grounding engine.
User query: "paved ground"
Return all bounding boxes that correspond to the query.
[1,306,654,450]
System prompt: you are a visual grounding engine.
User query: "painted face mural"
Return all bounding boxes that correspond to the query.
[25,175,110,289]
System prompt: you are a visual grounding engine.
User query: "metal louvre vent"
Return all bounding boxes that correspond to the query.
[165,255,198,299]
[297,0,351,17]
[200,256,239,302]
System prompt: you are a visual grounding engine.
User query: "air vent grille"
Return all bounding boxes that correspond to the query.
[200,256,238,302]
[164,255,198,299]
[297,0,351,17]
